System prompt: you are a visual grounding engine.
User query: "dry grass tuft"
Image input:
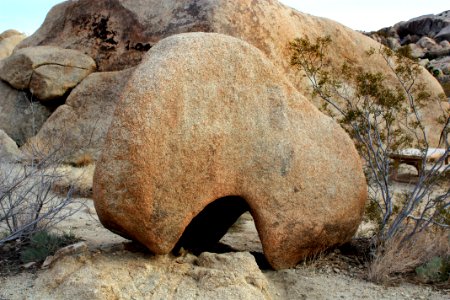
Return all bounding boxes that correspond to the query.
[71,153,94,168]
[368,229,450,283]
[51,164,95,198]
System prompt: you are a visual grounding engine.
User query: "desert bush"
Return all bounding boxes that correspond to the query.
[0,97,83,248]
[71,153,94,168]
[368,229,449,282]
[0,146,82,246]
[20,230,78,263]
[415,255,450,283]
[290,36,449,279]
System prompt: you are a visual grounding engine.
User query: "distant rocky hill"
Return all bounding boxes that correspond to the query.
[366,10,450,97]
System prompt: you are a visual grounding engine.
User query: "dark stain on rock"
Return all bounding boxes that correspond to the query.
[125,41,152,52]
[186,1,202,18]
[91,14,118,49]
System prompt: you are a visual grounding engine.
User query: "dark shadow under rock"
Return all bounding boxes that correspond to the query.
[173,196,250,255]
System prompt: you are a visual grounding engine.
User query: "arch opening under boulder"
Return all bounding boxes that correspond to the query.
[173,196,253,255]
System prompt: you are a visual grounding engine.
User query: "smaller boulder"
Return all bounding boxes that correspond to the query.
[0,30,26,60]
[0,129,22,162]
[440,40,450,49]
[436,25,450,42]
[408,43,426,58]
[0,46,96,100]
[0,80,52,145]
[417,37,440,52]
[386,37,401,50]
[26,68,134,163]
[0,29,23,41]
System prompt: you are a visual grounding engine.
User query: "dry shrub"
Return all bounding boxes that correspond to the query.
[51,164,95,198]
[368,229,450,283]
[71,153,94,168]
[296,250,327,272]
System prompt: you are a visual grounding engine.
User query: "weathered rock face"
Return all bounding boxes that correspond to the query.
[18,0,446,145]
[93,33,367,270]
[0,46,96,100]
[25,68,134,163]
[0,129,22,162]
[0,80,51,146]
[0,30,26,60]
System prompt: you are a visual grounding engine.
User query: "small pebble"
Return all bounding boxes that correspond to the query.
[22,262,36,269]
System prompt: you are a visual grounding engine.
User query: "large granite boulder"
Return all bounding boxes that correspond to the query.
[0,30,26,60]
[93,33,367,270]
[26,68,134,163]
[17,0,446,146]
[0,46,96,100]
[0,80,51,146]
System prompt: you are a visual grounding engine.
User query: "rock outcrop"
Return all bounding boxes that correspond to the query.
[0,80,51,146]
[93,33,367,270]
[0,46,96,100]
[0,29,26,60]
[367,10,450,97]
[26,250,272,300]
[25,68,134,163]
[17,0,447,145]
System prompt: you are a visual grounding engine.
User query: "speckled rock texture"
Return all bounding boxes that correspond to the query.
[0,46,96,100]
[93,33,367,270]
[17,0,446,145]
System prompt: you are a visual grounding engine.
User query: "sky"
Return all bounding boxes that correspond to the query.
[0,0,448,36]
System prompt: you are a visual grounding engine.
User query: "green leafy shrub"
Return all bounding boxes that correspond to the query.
[433,69,441,77]
[415,256,450,283]
[20,230,78,263]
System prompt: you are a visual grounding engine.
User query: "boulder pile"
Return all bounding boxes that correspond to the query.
[0,46,96,100]
[367,10,450,96]
[10,0,446,155]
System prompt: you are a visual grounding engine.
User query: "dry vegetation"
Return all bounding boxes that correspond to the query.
[368,228,449,283]
[290,35,450,285]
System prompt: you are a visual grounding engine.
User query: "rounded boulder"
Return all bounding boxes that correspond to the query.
[93,33,367,270]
